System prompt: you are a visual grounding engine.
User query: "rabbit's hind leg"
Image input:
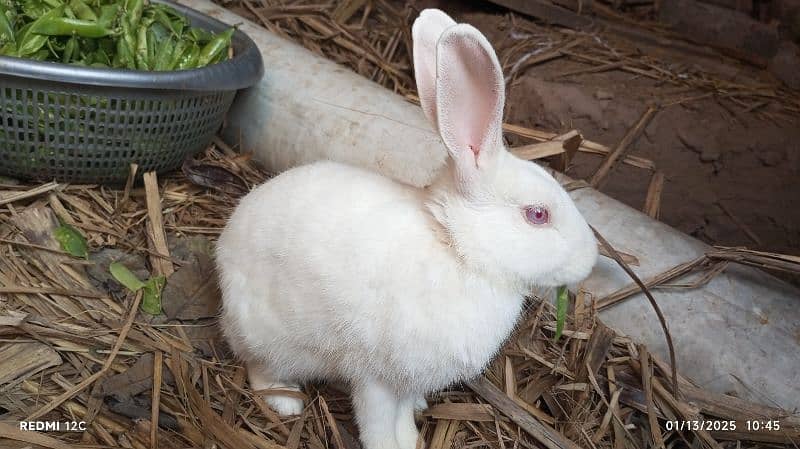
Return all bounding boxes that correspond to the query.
[246,361,304,416]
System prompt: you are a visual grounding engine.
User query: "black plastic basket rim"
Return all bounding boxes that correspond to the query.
[0,0,264,92]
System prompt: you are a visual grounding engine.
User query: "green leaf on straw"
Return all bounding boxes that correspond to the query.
[109,261,164,316]
[141,275,165,316]
[109,261,146,291]
[54,222,88,259]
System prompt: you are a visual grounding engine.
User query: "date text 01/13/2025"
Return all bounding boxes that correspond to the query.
[665,420,781,432]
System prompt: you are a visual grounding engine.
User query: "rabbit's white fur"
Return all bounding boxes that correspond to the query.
[217,9,597,449]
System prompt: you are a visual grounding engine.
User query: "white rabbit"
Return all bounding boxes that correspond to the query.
[216,8,597,449]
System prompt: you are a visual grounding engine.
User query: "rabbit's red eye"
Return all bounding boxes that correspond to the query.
[524,205,549,225]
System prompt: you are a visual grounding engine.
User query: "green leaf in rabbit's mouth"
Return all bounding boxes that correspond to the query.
[554,285,568,342]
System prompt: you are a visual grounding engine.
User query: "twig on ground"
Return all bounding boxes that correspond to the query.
[590,225,679,397]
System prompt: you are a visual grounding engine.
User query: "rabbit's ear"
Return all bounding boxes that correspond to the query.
[412,9,456,128]
[435,24,505,182]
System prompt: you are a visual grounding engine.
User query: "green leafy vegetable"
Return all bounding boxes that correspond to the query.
[0,0,234,70]
[54,222,88,259]
[30,17,114,38]
[16,6,64,56]
[0,3,15,44]
[97,3,119,27]
[69,0,97,21]
[554,285,568,342]
[61,34,76,62]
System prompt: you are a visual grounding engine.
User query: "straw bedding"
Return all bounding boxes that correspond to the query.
[1,141,798,448]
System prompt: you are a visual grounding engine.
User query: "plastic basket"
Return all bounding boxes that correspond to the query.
[0,0,263,184]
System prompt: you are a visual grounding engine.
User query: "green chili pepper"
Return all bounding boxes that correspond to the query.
[0,4,15,44]
[30,17,114,38]
[167,37,186,70]
[122,20,135,50]
[176,41,198,70]
[134,18,150,70]
[68,0,96,21]
[114,20,134,68]
[62,35,77,63]
[113,35,132,67]
[210,45,230,64]
[146,27,156,68]
[125,0,143,28]
[153,36,173,71]
[197,27,232,67]
[144,21,169,68]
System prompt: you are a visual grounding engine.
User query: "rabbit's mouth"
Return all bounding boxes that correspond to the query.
[534,244,598,288]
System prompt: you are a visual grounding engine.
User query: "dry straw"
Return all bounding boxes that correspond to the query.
[1,140,798,449]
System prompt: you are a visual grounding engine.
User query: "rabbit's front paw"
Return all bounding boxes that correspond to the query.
[266,394,305,416]
[246,361,304,415]
[397,397,420,449]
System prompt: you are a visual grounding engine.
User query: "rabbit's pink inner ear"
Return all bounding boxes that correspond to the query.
[435,25,505,172]
[412,9,457,127]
